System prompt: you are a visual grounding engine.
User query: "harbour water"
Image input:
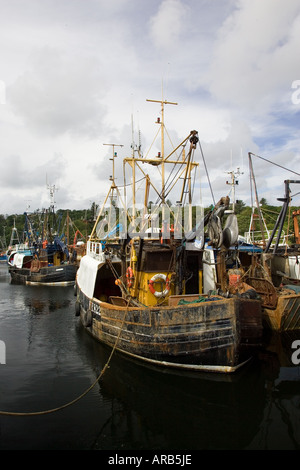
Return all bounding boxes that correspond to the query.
[0,263,299,452]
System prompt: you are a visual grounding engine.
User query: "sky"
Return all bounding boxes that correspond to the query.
[0,0,300,216]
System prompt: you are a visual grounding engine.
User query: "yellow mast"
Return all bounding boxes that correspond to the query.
[90,144,124,240]
[103,143,123,189]
[146,98,177,210]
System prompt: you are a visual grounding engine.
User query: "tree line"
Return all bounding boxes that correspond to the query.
[0,199,299,250]
[0,203,98,250]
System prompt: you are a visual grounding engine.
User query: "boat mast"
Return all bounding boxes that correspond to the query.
[225,167,243,214]
[146,97,177,210]
[248,153,266,247]
[9,219,20,247]
[46,180,58,212]
[103,143,124,230]
[103,144,123,196]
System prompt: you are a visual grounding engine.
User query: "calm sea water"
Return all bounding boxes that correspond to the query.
[0,262,299,452]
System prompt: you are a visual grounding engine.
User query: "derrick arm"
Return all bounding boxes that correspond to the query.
[293,209,300,244]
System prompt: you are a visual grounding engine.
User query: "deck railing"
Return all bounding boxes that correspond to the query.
[87,240,105,261]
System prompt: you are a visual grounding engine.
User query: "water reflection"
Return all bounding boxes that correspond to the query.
[75,324,300,450]
[75,331,260,450]
[0,260,299,450]
[24,290,72,315]
[0,265,9,282]
[249,332,300,450]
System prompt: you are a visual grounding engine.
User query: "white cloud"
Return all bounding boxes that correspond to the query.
[7,47,107,138]
[0,0,299,216]
[149,0,190,50]
[207,0,300,111]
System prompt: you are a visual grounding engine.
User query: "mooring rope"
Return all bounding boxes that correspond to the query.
[0,309,127,417]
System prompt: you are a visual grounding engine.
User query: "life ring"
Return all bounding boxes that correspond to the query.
[126,266,134,288]
[149,273,170,298]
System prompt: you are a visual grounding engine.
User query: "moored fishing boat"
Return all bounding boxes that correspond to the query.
[223,249,300,331]
[8,194,78,286]
[230,157,300,331]
[9,253,78,286]
[75,99,263,373]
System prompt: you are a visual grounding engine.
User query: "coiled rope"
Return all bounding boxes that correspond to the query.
[0,309,127,417]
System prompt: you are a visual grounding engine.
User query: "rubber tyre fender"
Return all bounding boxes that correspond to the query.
[86,309,93,327]
[75,299,81,316]
[82,309,93,327]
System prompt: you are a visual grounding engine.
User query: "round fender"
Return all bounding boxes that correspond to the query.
[126,266,134,288]
[75,299,81,316]
[81,309,93,327]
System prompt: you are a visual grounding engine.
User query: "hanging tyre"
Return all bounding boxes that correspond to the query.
[75,299,81,316]
[81,308,93,327]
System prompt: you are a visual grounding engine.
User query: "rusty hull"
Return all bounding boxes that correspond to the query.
[78,292,260,372]
[247,277,300,331]
[262,289,300,331]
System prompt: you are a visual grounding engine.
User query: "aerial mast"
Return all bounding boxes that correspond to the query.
[103,143,124,229]
[225,167,243,214]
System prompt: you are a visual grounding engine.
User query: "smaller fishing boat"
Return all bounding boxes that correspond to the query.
[8,191,78,286]
[8,243,78,286]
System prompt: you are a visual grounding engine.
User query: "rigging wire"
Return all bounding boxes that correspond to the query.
[250,152,300,177]
[152,143,187,206]
[117,175,146,189]
[198,140,215,206]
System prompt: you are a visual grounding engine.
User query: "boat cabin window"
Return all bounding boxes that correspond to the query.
[141,249,173,272]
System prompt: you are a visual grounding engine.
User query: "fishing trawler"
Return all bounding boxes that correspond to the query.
[251,177,300,331]
[228,154,300,331]
[75,99,263,373]
[8,187,78,286]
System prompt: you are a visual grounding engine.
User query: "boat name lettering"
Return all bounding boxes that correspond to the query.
[107,453,192,467]
[291,339,300,365]
[90,302,101,315]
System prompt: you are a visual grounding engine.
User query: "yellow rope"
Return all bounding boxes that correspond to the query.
[0,309,127,417]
